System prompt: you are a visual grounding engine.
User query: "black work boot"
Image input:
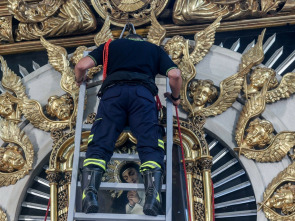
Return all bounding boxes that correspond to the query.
[142,167,164,216]
[81,166,104,213]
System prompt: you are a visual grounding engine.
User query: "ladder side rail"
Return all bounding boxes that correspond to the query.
[67,51,89,221]
[165,78,173,221]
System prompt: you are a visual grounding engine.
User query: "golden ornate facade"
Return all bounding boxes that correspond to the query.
[0,0,295,221]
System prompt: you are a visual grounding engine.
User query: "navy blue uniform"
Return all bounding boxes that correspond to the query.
[85,38,177,171]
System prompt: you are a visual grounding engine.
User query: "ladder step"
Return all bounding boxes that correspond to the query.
[77,182,166,191]
[74,213,166,220]
[80,152,140,160]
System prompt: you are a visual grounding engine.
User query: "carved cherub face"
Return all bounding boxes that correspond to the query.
[189,80,218,107]
[0,145,25,172]
[46,94,73,120]
[164,36,186,64]
[245,119,274,148]
[0,93,14,118]
[266,189,294,209]
[249,67,277,89]
[122,167,139,184]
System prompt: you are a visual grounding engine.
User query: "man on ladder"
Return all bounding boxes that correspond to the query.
[74,33,182,216]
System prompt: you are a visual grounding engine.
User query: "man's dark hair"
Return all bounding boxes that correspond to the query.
[125,34,144,40]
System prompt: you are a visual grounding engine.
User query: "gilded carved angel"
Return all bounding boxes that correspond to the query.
[0,118,34,186]
[0,92,21,122]
[166,26,265,118]
[234,75,295,162]
[0,41,79,132]
[260,162,295,221]
[244,66,295,103]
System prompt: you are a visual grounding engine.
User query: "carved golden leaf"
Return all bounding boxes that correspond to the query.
[0,208,7,221]
[147,10,166,46]
[94,15,114,47]
[266,72,295,103]
[0,118,34,187]
[189,16,221,66]
[234,132,295,162]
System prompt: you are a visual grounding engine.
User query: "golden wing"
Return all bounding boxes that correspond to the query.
[40,36,69,74]
[195,64,252,117]
[189,16,221,65]
[239,29,265,71]
[266,72,295,103]
[0,118,34,186]
[0,56,28,100]
[94,15,114,47]
[178,41,194,114]
[235,85,268,147]
[234,132,295,162]
[147,10,166,46]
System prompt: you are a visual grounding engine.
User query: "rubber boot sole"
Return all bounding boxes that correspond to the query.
[85,204,99,214]
[143,205,160,216]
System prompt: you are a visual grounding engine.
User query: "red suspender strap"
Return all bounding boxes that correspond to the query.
[102,39,112,81]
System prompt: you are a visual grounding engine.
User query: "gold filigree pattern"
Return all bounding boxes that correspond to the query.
[8,0,96,41]
[0,16,13,43]
[91,0,168,27]
[173,0,287,24]
[0,118,34,186]
[260,162,295,220]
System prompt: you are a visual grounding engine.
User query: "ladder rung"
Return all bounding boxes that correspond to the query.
[77,182,166,191]
[80,152,140,160]
[74,213,166,220]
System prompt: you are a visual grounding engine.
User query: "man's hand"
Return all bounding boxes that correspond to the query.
[127,191,140,206]
[164,92,181,106]
[75,75,89,87]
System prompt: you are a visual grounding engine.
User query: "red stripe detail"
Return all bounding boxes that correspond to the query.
[175,106,192,221]
[103,39,112,81]
[156,95,162,111]
[44,198,50,221]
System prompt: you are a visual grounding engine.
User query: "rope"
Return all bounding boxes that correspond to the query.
[102,39,112,81]
[175,106,192,221]
[212,179,215,221]
[44,198,50,221]
[155,95,162,111]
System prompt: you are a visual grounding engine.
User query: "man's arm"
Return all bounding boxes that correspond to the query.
[165,68,182,106]
[74,56,96,86]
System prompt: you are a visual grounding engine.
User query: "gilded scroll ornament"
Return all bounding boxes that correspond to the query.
[244,67,295,103]
[0,208,7,221]
[0,16,13,43]
[8,0,96,41]
[0,118,34,186]
[147,10,166,46]
[173,0,287,25]
[260,162,295,220]
[91,0,168,27]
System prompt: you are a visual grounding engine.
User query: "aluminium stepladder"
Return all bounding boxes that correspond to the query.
[67,56,173,221]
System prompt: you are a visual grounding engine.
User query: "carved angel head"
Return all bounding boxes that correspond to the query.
[46,94,74,121]
[245,118,274,148]
[164,35,186,64]
[0,92,20,121]
[189,80,218,109]
[266,183,295,215]
[0,144,25,172]
[247,67,278,95]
